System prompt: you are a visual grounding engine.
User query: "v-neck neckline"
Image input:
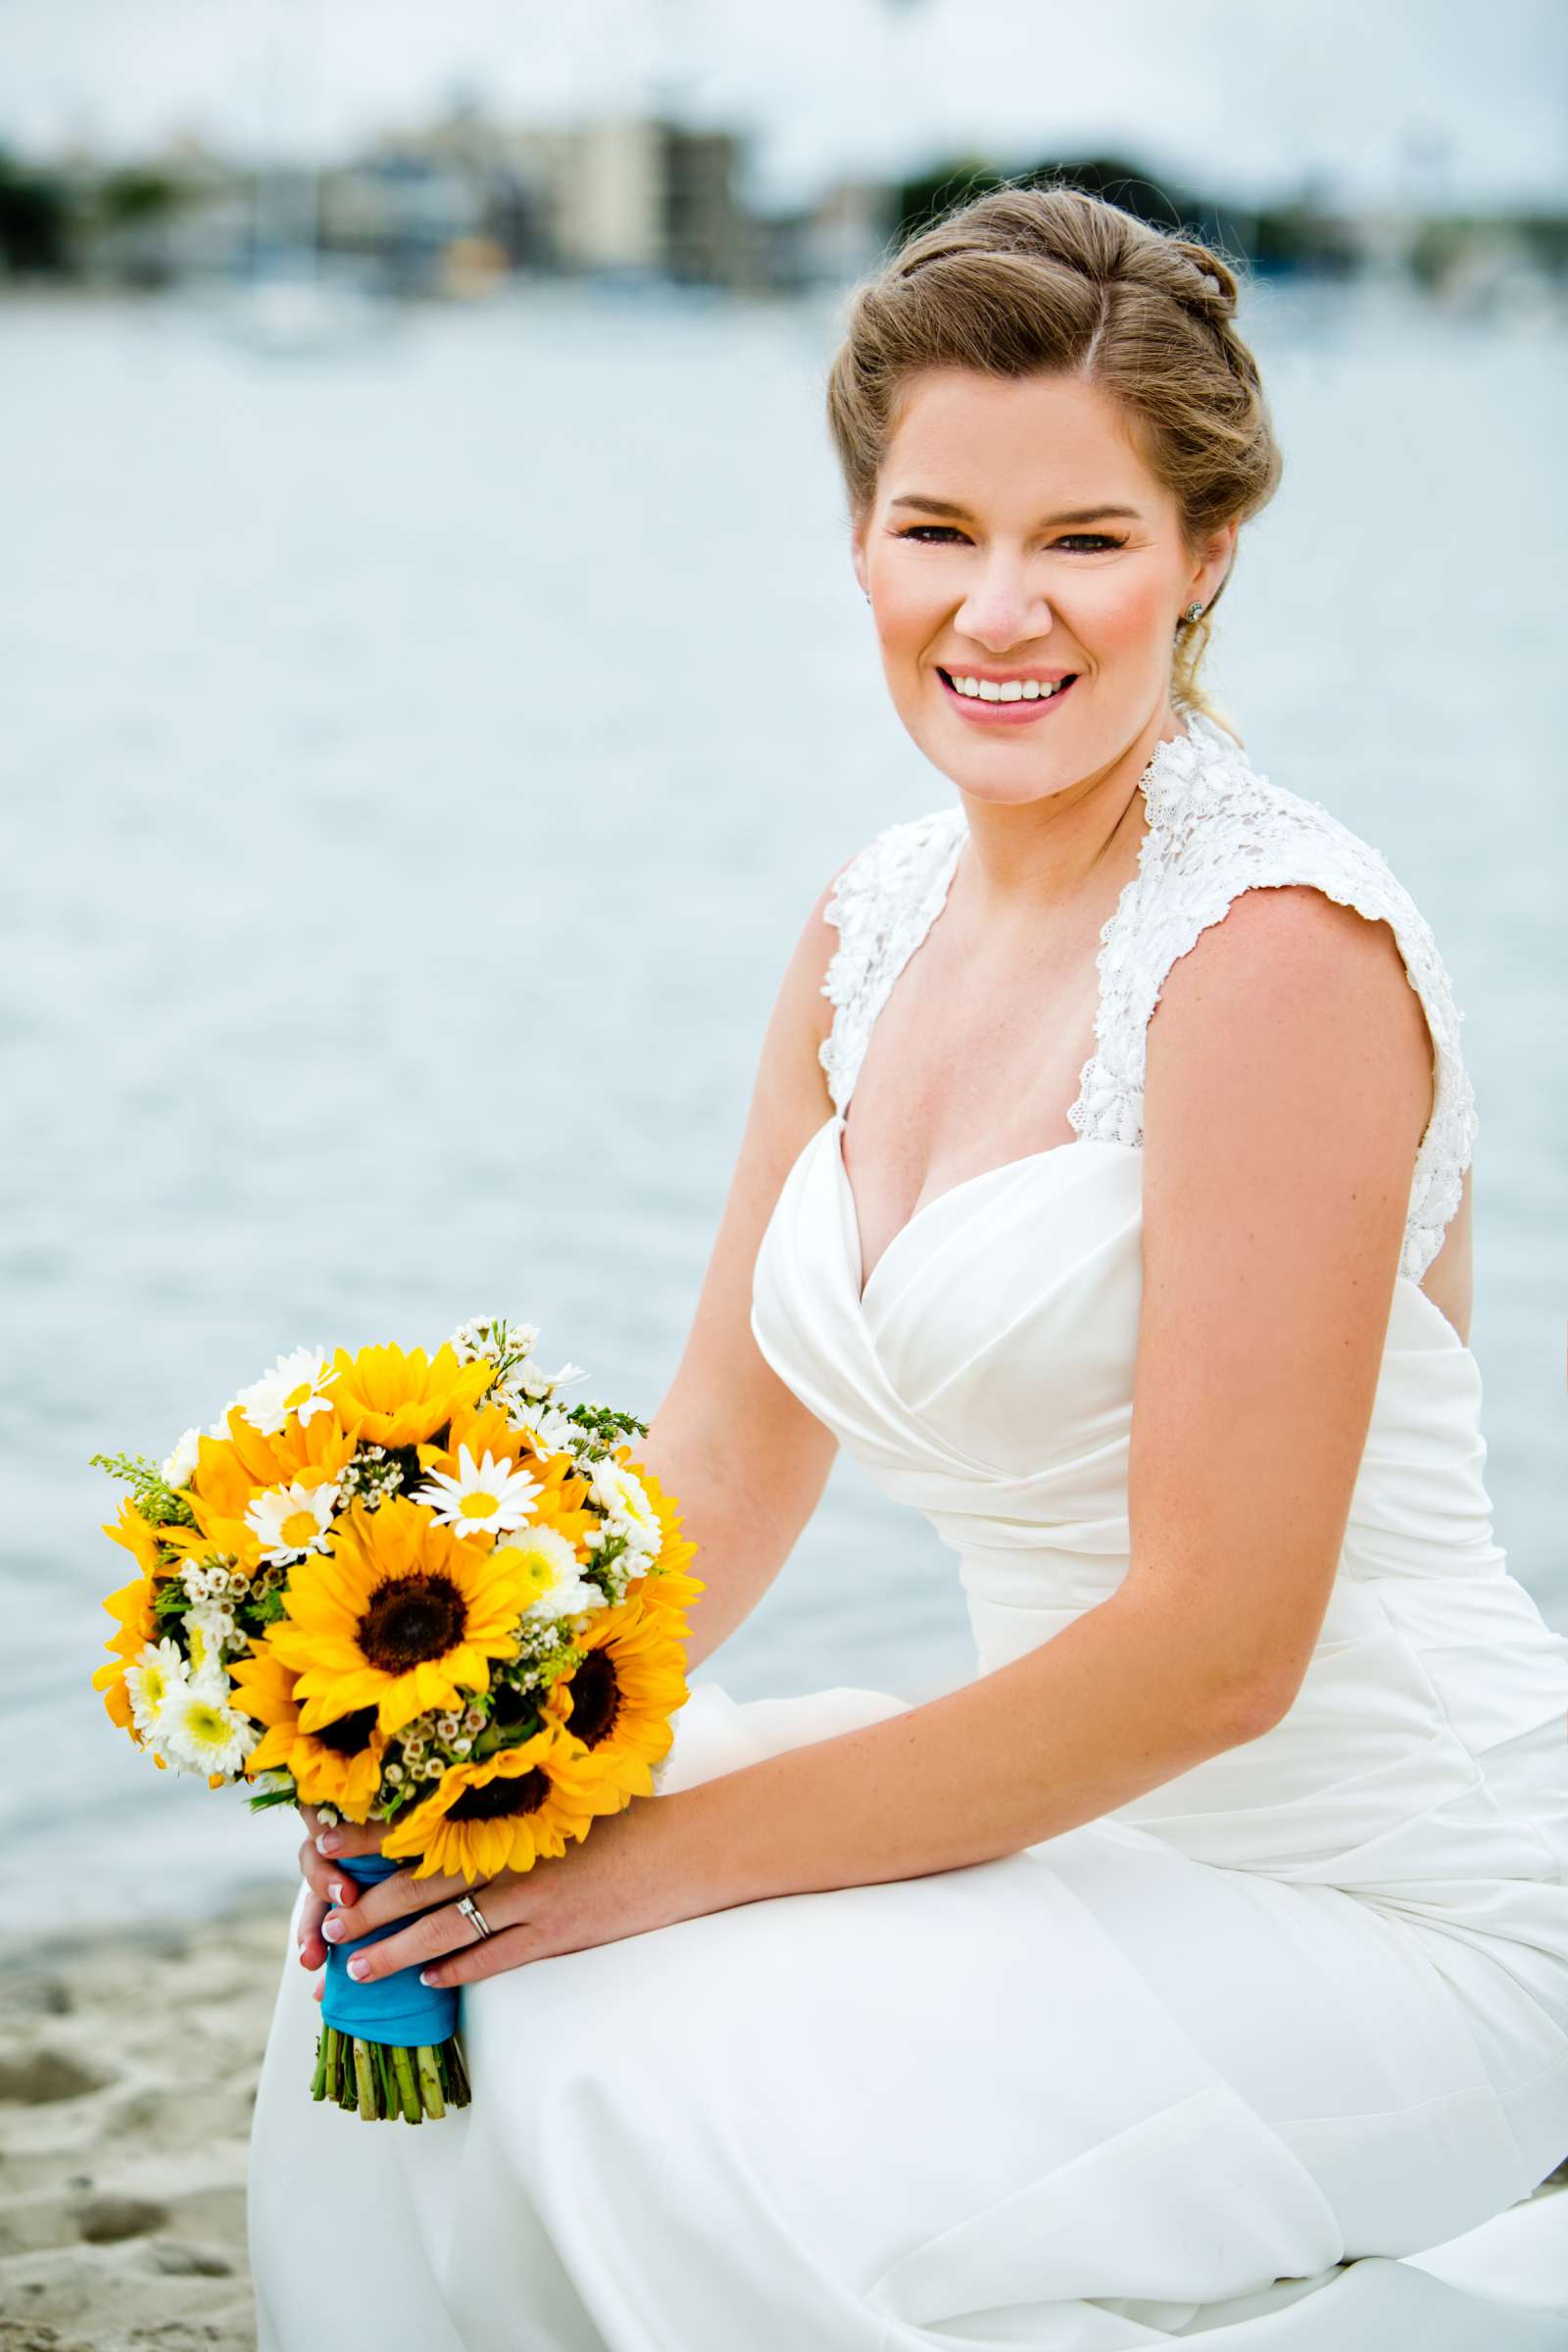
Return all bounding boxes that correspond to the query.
[834,1113,1108,1309]
[834,718,1204,1305]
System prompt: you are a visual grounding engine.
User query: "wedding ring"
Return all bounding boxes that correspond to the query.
[456,1893,494,1941]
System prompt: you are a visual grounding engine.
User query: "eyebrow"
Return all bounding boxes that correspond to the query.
[888,496,1143,526]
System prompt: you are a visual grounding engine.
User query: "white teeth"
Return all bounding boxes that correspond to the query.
[950,673,1068,702]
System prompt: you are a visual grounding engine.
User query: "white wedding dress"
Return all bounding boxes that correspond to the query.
[249,710,1568,2350]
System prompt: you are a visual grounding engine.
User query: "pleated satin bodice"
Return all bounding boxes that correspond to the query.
[750,715,1568,1943]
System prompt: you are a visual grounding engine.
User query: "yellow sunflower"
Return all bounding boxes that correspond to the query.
[327,1344,493,1448]
[619,1453,705,1625]
[265,1496,546,1737]
[160,1412,356,1579]
[228,1643,385,1817]
[540,1593,692,1801]
[382,1718,615,1882]
[92,1500,172,1734]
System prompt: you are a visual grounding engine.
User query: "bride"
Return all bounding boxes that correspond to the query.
[248,184,1568,2348]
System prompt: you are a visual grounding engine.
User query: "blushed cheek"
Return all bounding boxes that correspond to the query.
[1076,576,1171,665]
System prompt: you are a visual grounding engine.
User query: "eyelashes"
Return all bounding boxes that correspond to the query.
[893,526,1127,552]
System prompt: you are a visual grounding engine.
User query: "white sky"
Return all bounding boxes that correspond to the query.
[1,0,1563,210]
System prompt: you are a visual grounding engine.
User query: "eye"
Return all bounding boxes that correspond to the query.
[891,526,1126,551]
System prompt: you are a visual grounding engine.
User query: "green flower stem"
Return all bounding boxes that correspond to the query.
[308,2027,470,2120]
[390,2043,422,2125]
[311,2027,333,2102]
[353,2036,376,2121]
[416,2043,446,2120]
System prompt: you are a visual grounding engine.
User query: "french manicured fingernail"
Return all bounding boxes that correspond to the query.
[347,1955,369,1980]
[316,1831,343,1856]
[327,1882,347,1906]
[418,1970,442,1987]
[322,1915,344,1941]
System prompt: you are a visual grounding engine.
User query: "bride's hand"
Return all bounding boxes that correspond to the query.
[311,1791,710,1991]
[294,1802,387,1977]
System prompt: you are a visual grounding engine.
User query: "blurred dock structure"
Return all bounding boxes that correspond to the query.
[1,94,1564,319]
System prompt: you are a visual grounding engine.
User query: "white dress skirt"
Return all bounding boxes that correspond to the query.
[249,714,1568,2347]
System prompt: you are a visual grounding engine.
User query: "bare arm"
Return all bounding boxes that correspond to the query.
[640,867,853,1670]
[293,858,855,1965]
[650,883,1436,1898]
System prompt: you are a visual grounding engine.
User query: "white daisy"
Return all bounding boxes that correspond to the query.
[161,1427,203,1488]
[492,1524,604,1621]
[503,1354,588,1405]
[245,1478,340,1565]
[412,1445,542,1538]
[161,1683,260,1778]
[233,1347,337,1438]
[514,1401,580,1457]
[124,1637,189,1737]
[586,1461,661,1568]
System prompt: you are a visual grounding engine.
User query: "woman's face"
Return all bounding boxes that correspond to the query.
[852,368,1236,803]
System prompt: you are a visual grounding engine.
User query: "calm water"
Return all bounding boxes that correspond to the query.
[4,279,1563,1928]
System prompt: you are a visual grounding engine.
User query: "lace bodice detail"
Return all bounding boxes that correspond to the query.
[818,710,1477,1284]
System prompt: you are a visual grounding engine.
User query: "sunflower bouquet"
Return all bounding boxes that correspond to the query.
[90,1314,703,2123]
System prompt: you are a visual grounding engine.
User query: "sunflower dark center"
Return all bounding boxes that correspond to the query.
[447,1769,550,1821]
[312,1704,379,1756]
[565,1648,619,1748]
[386,1444,426,1492]
[358,1574,466,1671]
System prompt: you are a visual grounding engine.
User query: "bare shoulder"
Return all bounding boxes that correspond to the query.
[1141,879,1434,1265]
[1161,870,1429,1037]
[1152,878,1431,1053]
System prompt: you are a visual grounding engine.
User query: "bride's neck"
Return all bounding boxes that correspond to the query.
[954,699,1185,924]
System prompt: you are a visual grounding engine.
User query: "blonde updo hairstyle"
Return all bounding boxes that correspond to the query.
[825,179,1283,730]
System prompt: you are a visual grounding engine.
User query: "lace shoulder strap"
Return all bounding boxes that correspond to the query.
[1070,712,1478,1284]
[818,806,967,1116]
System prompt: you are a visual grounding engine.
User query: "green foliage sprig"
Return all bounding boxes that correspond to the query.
[89,1449,197,1530]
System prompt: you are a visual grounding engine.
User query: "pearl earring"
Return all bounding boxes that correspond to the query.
[1184,602,1204,623]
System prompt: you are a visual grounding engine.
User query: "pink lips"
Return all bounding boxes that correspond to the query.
[937,669,1078,725]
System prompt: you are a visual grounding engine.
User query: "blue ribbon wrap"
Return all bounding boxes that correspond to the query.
[319,1854,460,2050]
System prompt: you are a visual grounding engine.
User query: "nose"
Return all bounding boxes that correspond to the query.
[953,555,1054,654]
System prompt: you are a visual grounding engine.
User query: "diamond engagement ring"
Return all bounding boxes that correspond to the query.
[456,1894,494,1940]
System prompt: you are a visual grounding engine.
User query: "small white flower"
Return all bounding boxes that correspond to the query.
[161,1428,203,1489]
[245,1478,340,1566]
[180,1558,223,1604]
[234,1347,338,1438]
[160,1681,259,1778]
[412,1445,541,1539]
[125,1638,188,1736]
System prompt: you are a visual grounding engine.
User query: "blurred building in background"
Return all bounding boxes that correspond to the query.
[1,91,1564,318]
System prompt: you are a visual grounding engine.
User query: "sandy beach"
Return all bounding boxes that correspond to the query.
[0,1885,295,2352]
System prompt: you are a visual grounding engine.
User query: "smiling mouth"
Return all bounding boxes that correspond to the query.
[937,668,1079,709]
